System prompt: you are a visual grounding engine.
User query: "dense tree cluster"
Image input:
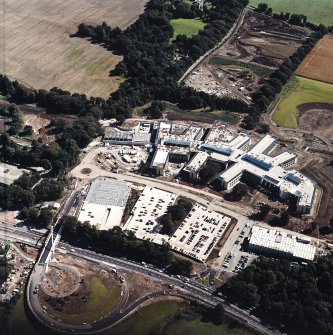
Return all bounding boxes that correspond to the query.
[61,216,193,275]
[143,100,166,119]
[0,175,65,211]
[160,198,193,235]
[175,0,248,63]
[0,108,102,173]
[18,206,55,227]
[75,0,249,117]
[222,256,333,335]
[0,104,24,135]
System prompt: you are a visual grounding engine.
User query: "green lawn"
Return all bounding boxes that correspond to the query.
[249,0,333,25]
[273,76,333,128]
[7,297,256,335]
[170,18,205,41]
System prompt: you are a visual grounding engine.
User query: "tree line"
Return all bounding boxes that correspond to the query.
[221,255,333,335]
[74,0,249,118]
[61,216,193,276]
[243,28,326,129]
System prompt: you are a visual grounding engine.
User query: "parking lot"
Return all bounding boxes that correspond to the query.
[221,224,257,273]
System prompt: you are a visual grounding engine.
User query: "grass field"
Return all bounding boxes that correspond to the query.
[249,0,333,25]
[7,297,256,335]
[0,0,147,98]
[273,76,333,128]
[171,18,205,41]
[45,277,121,325]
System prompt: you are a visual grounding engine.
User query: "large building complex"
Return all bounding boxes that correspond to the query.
[104,122,152,146]
[248,225,317,261]
[102,120,317,214]
[78,178,131,230]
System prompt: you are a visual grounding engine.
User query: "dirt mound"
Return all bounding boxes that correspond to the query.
[81,168,92,175]
[297,103,333,138]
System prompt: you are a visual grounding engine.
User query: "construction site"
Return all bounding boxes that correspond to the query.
[185,9,310,103]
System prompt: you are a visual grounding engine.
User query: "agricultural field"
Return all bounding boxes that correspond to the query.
[249,0,333,26]
[170,18,205,41]
[185,9,308,103]
[273,76,333,134]
[0,0,147,98]
[296,34,333,84]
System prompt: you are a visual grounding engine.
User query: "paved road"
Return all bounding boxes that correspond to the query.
[1,225,279,335]
[70,147,253,274]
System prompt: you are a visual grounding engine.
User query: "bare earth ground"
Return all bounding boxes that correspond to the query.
[296,34,333,84]
[216,10,310,68]
[0,0,147,98]
[185,10,309,102]
[297,103,333,138]
[122,269,168,309]
[301,159,333,228]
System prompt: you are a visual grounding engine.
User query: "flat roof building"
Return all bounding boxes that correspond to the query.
[248,225,317,261]
[78,178,131,230]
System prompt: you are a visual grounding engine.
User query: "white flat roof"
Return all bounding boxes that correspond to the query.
[183,152,208,173]
[227,133,251,149]
[272,151,297,166]
[248,134,277,155]
[0,163,29,185]
[78,203,124,230]
[249,225,316,261]
[151,148,169,167]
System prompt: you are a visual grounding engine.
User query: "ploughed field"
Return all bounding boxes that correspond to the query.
[296,34,333,85]
[0,0,147,98]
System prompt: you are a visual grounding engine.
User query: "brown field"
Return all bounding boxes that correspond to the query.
[297,103,333,138]
[0,0,147,98]
[217,10,310,68]
[296,34,333,84]
[186,10,310,102]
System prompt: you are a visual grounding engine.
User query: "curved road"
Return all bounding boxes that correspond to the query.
[24,240,280,335]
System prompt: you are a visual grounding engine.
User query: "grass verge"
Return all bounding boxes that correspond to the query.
[273,76,333,128]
